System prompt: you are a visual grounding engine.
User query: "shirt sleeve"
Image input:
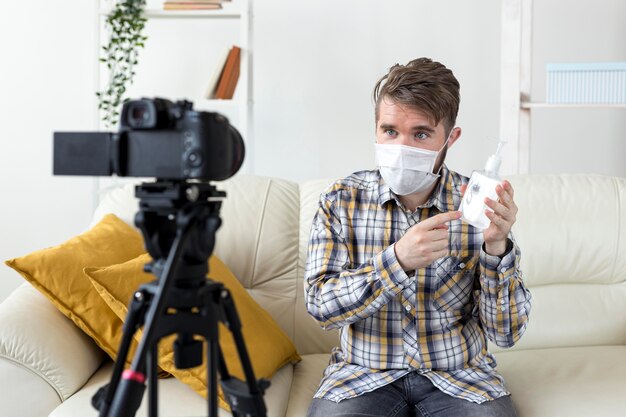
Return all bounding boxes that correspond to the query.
[475,234,532,348]
[304,195,410,330]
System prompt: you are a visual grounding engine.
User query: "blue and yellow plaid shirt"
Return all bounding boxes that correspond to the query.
[304,166,532,404]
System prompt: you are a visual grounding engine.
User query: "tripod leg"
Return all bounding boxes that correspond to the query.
[207,339,219,417]
[93,290,150,416]
[220,290,264,394]
[148,343,159,417]
[217,289,269,417]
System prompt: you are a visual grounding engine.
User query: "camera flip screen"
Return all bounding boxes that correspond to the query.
[54,132,113,176]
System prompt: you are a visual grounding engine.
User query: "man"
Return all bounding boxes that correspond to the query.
[304,57,532,417]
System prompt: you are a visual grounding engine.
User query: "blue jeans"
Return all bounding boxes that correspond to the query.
[307,371,517,417]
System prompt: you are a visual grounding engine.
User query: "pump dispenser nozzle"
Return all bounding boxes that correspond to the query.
[485,141,506,174]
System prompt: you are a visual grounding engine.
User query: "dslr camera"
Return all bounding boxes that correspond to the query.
[54,97,245,181]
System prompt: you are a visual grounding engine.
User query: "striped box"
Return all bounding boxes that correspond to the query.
[546,62,626,104]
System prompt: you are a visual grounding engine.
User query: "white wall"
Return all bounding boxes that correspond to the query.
[253,0,502,182]
[0,1,97,301]
[1,0,624,301]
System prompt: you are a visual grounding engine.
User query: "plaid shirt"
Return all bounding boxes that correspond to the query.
[304,166,532,404]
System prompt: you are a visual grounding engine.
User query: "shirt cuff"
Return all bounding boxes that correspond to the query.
[374,244,412,291]
[480,239,517,281]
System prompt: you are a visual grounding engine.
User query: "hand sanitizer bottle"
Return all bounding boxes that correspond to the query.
[460,141,505,229]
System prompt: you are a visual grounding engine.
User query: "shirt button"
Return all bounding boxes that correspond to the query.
[459,262,466,269]
[501,306,507,311]
[405,304,411,312]
[500,299,506,305]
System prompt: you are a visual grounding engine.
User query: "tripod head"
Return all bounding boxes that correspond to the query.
[135,180,225,290]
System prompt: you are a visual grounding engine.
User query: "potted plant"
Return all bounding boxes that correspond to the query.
[97,0,148,128]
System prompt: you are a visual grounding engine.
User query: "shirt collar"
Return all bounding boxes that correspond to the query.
[378,164,459,213]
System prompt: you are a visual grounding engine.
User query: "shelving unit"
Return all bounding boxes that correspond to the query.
[499,0,625,175]
[93,0,253,205]
[520,102,626,109]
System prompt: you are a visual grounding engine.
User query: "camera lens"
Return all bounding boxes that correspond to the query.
[227,125,245,177]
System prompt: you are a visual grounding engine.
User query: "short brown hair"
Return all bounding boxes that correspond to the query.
[373,57,460,134]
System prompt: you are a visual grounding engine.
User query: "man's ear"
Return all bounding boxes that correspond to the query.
[448,127,462,148]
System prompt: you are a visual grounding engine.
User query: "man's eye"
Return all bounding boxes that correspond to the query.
[415,132,428,140]
[385,129,397,136]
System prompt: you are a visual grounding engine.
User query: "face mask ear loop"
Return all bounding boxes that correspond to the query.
[433,130,453,175]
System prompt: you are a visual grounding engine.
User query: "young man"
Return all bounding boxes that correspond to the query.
[304,58,532,417]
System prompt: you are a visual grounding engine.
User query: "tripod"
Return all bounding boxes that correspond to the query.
[92,180,269,417]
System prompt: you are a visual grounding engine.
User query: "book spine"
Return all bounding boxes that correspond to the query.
[215,46,241,100]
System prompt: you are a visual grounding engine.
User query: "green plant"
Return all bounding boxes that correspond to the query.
[97,0,148,128]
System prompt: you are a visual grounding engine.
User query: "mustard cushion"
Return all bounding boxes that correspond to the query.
[4,214,148,368]
[85,252,301,410]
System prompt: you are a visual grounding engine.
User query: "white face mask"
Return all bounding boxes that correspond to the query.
[375,138,449,196]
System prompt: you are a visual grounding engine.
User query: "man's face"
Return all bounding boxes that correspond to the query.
[375,97,460,172]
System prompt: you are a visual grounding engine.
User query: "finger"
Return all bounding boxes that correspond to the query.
[496,184,515,208]
[484,197,513,221]
[428,228,449,242]
[501,182,519,215]
[460,184,467,197]
[494,188,519,221]
[432,248,449,260]
[422,239,449,254]
[495,184,511,205]
[485,209,510,230]
[419,210,462,230]
[503,180,514,199]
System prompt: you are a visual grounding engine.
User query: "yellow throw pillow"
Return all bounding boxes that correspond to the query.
[85,252,301,411]
[4,214,148,367]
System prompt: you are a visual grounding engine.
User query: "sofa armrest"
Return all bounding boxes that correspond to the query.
[0,283,105,416]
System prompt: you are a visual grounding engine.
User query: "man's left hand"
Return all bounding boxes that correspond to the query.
[461,180,518,257]
[483,180,517,256]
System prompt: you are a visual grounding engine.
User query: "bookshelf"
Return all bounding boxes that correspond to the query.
[499,0,625,175]
[94,0,253,202]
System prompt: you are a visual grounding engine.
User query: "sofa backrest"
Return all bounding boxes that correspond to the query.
[491,174,626,353]
[91,176,335,356]
[93,174,626,357]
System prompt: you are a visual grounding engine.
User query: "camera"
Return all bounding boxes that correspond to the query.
[54,98,245,181]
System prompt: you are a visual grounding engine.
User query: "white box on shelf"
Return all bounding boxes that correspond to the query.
[546,62,626,104]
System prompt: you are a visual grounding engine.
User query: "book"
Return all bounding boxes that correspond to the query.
[223,49,241,99]
[165,0,222,3]
[163,0,222,10]
[163,4,222,10]
[205,46,231,99]
[214,46,241,100]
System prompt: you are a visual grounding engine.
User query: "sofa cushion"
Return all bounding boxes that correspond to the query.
[508,175,626,288]
[295,179,340,356]
[4,214,146,367]
[490,282,626,354]
[285,353,328,417]
[85,252,301,410]
[212,176,301,344]
[0,283,104,412]
[50,361,294,417]
[495,345,626,417]
[288,347,626,417]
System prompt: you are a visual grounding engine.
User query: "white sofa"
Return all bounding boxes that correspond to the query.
[1,173,625,417]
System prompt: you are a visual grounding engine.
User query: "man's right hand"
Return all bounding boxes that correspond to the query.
[393,211,462,271]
